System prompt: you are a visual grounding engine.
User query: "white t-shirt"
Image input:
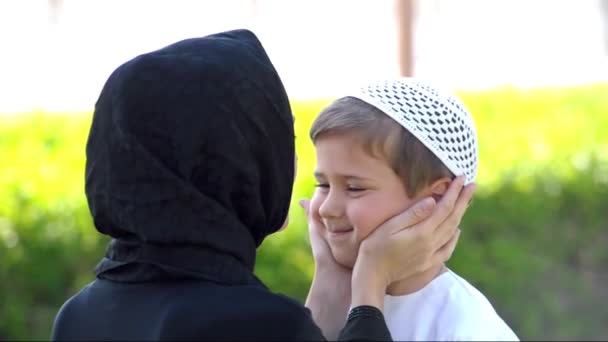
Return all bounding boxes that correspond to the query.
[384,269,519,341]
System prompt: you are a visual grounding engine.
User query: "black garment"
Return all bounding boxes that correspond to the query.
[51,29,392,341]
[52,279,390,341]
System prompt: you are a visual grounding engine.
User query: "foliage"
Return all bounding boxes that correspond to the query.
[1,85,607,340]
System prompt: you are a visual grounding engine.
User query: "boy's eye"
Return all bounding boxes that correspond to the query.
[347,186,366,192]
[315,183,329,189]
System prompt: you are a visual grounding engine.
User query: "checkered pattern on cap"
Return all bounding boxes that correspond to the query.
[349,78,478,184]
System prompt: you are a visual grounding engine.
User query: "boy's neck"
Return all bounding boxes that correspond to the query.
[386,264,447,296]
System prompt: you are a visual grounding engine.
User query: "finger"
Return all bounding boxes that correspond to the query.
[433,183,475,247]
[434,228,461,264]
[451,183,476,225]
[309,219,325,241]
[299,199,311,216]
[301,198,326,235]
[378,197,437,235]
[423,176,465,231]
[434,182,476,246]
[434,223,458,252]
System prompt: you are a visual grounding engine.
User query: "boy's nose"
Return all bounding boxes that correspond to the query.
[318,190,343,219]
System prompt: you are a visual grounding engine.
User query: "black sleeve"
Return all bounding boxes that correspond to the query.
[337,306,392,341]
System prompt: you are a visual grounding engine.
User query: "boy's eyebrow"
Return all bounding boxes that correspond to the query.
[313,171,372,181]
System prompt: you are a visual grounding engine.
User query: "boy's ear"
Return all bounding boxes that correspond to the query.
[429,177,452,202]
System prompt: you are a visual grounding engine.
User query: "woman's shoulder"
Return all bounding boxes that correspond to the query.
[185,284,316,323]
[173,281,308,312]
[53,279,324,340]
[163,282,324,340]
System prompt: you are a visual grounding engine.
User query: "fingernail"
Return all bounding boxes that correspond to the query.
[298,200,305,208]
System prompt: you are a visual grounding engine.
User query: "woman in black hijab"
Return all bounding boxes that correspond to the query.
[51,29,473,341]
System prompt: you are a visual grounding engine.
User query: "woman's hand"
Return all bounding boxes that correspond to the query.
[301,198,352,340]
[300,199,350,276]
[351,176,476,310]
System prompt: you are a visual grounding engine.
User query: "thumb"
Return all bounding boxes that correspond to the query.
[299,199,311,216]
[382,197,436,234]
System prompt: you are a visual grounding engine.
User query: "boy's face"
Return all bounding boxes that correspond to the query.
[310,131,425,268]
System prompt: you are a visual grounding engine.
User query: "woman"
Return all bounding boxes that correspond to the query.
[51,29,473,341]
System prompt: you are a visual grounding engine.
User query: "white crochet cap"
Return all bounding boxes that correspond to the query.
[348,78,478,184]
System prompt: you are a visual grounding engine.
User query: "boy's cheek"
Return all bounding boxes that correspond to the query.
[349,203,393,242]
[349,221,376,247]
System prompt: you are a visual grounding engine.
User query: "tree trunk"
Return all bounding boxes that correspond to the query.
[394,0,415,76]
[601,0,608,53]
[48,0,63,25]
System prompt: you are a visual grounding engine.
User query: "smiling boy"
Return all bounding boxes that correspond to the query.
[308,78,519,341]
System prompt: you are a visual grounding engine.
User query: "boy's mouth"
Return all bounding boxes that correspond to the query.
[327,227,354,240]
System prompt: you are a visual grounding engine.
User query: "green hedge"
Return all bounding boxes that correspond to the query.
[1,84,607,340]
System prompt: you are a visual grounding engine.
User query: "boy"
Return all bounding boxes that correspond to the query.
[308,78,519,341]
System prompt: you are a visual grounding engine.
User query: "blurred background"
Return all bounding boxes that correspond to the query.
[1,0,607,340]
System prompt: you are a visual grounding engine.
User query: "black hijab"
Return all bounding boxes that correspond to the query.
[85,29,295,285]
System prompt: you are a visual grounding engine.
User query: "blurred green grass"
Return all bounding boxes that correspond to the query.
[1,84,607,340]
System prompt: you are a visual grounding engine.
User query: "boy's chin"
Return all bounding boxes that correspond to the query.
[331,250,357,269]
